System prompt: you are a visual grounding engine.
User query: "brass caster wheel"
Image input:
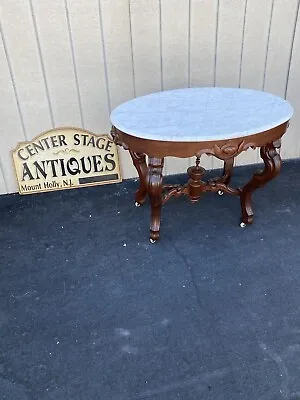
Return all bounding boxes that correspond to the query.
[240,222,247,228]
[135,201,141,207]
[150,238,156,244]
[218,190,224,196]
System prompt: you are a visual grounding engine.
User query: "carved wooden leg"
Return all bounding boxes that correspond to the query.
[240,142,282,225]
[273,139,281,154]
[222,157,234,185]
[129,151,148,206]
[217,157,234,196]
[148,157,164,242]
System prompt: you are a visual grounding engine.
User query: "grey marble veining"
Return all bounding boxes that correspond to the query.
[110,87,293,142]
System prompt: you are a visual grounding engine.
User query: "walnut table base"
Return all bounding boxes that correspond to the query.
[110,87,293,242]
[111,124,286,242]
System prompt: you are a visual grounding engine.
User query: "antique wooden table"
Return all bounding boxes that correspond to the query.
[110,88,293,242]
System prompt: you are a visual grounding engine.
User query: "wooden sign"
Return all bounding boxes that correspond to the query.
[12,128,122,195]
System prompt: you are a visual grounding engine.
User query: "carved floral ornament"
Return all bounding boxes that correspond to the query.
[111,126,258,160]
[110,126,125,148]
[200,140,256,160]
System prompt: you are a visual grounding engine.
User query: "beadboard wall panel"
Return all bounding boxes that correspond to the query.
[284,4,300,160]
[161,0,190,174]
[66,0,110,132]
[129,0,161,97]
[189,0,219,171]
[100,0,137,177]
[0,24,26,194]
[1,1,53,138]
[0,0,300,194]
[267,0,300,160]
[0,165,6,194]
[215,0,246,88]
[30,0,82,127]
[236,0,274,166]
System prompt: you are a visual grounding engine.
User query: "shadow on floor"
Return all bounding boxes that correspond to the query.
[1,160,300,400]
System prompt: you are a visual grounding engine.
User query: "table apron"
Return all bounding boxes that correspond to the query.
[111,122,289,159]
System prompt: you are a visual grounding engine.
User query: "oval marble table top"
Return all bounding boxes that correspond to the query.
[110,87,293,142]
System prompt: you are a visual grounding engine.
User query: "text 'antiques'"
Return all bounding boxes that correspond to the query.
[12,128,122,195]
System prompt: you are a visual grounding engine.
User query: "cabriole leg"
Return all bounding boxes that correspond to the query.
[129,151,148,206]
[218,157,234,195]
[240,143,282,226]
[222,157,234,184]
[148,157,164,242]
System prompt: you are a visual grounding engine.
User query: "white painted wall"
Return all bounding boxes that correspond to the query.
[0,0,299,194]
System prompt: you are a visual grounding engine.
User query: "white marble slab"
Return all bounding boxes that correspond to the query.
[110,88,293,142]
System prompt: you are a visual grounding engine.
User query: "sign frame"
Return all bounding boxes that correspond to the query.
[12,127,122,195]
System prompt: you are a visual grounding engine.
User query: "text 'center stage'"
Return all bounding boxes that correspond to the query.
[12,127,122,194]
